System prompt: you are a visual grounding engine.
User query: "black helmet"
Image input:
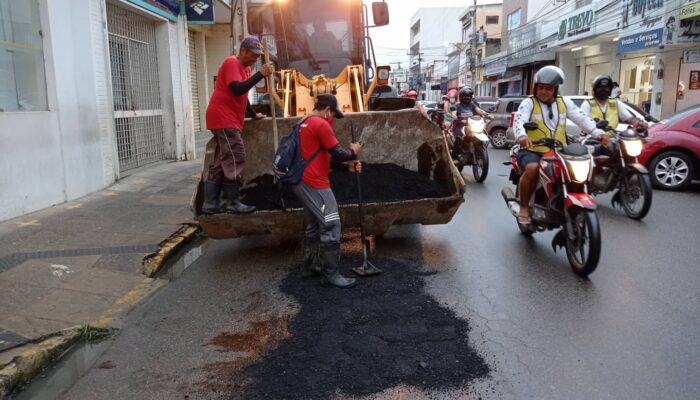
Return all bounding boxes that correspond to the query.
[534,66,565,87]
[592,75,613,90]
[459,87,474,103]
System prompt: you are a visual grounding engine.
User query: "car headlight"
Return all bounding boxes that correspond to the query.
[621,139,643,157]
[565,159,591,183]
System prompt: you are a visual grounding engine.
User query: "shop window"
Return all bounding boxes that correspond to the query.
[0,0,47,112]
[507,9,521,31]
[486,16,499,25]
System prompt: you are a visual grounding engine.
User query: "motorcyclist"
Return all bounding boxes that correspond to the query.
[513,66,605,226]
[580,75,647,151]
[405,89,429,119]
[443,89,459,129]
[452,87,491,138]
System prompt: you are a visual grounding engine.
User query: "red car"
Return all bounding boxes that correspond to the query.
[639,106,700,190]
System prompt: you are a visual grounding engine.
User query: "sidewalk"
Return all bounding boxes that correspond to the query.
[0,135,209,396]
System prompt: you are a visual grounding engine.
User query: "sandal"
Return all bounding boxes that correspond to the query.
[517,215,532,226]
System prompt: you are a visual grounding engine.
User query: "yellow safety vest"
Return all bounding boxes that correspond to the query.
[528,96,568,153]
[587,98,619,132]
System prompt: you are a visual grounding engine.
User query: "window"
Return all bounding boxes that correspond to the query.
[486,16,499,25]
[507,9,521,31]
[0,0,47,111]
[506,100,522,113]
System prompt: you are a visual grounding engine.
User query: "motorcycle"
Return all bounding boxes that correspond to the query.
[581,121,652,220]
[427,109,489,182]
[450,115,491,183]
[501,123,601,276]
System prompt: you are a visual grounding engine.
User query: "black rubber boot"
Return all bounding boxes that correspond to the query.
[201,181,223,215]
[319,242,357,288]
[301,238,322,278]
[222,184,256,214]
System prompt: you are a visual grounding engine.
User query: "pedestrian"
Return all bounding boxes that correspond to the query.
[202,37,274,214]
[293,94,362,288]
[611,81,621,98]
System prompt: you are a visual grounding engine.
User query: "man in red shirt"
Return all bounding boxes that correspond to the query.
[203,37,274,214]
[292,94,362,288]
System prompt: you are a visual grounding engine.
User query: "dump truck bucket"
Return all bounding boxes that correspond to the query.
[192,109,465,240]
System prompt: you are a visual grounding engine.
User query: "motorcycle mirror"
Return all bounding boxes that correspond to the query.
[524,122,538,131]
[596,120,609,130]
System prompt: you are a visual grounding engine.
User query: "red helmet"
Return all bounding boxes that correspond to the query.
[406,89,418,98]
[448,89,458,98]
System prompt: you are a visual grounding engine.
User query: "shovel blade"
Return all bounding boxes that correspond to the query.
[352,259,382,276]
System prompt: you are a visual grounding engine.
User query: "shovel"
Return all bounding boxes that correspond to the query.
[350,121,381,277]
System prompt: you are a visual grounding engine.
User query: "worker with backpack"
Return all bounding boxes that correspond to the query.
[274,94,362,288]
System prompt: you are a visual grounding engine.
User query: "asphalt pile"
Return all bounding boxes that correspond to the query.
[231,257,490,399]
[241,163,450,211]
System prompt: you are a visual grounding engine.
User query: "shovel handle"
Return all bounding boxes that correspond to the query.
[351,121,367,242]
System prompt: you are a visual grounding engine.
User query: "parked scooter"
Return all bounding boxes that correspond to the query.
[582,121,652,220]
[501,122,601,276]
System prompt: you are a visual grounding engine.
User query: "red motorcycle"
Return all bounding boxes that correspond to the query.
[501,123,601,276]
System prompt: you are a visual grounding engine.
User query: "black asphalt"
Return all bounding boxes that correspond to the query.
[60,148,700,400]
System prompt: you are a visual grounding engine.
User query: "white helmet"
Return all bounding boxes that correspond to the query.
[534,66,565,86]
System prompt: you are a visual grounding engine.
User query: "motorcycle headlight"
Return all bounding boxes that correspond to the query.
[468,118,485,133]
[621,139,643,157]
[564,158,591,183]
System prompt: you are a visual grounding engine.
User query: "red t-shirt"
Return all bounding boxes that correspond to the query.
[300,116,340,189]
[206,56,250,130]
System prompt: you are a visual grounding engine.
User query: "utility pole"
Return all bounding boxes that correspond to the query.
[470,0,477,89]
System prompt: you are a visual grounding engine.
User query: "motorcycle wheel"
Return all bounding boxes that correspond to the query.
[472,146,489,183]
[620,172,653,220]
[565,207,601,277]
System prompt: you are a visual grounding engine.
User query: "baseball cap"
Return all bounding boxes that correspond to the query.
[316,94,345,118]
[240,37,263,55]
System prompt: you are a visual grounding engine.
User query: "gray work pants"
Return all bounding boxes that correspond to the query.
[291,182,341,244]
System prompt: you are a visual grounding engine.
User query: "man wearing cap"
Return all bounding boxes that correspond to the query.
[293,94,362,288]
[202,37,275,214]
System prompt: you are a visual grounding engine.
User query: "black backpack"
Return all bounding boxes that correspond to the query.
[273,116,323,185]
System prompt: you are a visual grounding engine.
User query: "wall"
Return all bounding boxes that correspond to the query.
[409,8,466,75]
[204,24,232,97]
[676,60,700,112]
[0,0,117,221]
[501,0,526,49]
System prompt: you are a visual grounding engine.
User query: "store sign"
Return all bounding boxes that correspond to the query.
[618,0,667,52]
[684,49,700,62]
[128,0,180,21]
[186,0,214,24]
[484,61,507,76]
[618,28,664,52]
[558,6,595,42]
[662,0,700,45]
[680,1,700,20]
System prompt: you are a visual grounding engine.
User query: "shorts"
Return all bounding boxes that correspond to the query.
[517,149,541,172]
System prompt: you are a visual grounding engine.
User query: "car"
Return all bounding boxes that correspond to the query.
[504,96,657,147]
[485,96,526,149]
[638,105,700,190]
[475,96,498,113]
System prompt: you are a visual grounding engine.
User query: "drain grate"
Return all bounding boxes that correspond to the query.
[0,244,159,272]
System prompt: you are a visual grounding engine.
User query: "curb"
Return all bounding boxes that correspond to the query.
[142,224,201,277]
[0,328,81,399]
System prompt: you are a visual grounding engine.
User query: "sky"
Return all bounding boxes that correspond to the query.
[362,0,501,68]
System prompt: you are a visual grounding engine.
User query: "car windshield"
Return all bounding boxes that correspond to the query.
[661,107,700,125]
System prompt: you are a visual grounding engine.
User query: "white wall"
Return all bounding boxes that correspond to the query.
[676,60,700,113]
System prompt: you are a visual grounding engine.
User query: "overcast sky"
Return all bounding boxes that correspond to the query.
[362,0,501,68]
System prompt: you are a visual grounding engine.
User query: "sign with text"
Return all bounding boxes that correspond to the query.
[618,28,664,52]
[186,0,214,24]
[680,1,700,20]
[556,5,595,45]
[618,0,666,50]
[684,49,700,62]
[662,0,700,45]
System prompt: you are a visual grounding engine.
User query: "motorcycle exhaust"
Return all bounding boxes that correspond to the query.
[500,187,520,217]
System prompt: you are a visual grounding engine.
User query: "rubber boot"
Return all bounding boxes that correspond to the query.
[222,183,256,214]
[301,238,322,278]
[319,242,357,288]
[201,181,223,215]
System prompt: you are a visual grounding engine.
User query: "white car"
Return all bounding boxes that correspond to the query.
[505,96,657,145]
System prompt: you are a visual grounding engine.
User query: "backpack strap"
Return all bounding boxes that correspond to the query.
[298,115,324,163]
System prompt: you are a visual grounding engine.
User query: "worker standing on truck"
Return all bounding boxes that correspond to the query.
[202,37,274,215]
[293,94,363,289]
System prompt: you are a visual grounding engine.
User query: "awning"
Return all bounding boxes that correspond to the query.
[508,51,556,68]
